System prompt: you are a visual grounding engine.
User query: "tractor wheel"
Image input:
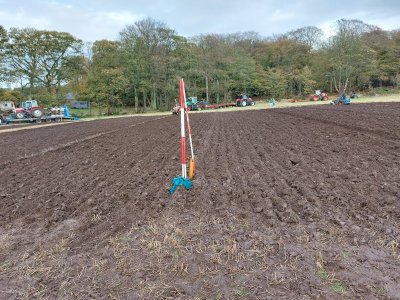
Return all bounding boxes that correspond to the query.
[32,109,43,118]
[250,101,255,106]
[241,100,247,107]
[15,112,25,119]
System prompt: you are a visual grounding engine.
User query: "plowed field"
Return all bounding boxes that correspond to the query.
[1,103,400,299]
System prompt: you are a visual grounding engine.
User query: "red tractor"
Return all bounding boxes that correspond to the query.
[310,90,329,101]
[15,100,44,119]
[236,94,255,107]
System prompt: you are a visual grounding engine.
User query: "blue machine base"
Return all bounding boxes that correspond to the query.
[169,176,193,194]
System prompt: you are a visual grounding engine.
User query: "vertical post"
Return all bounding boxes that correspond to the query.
[216,79,220,104]
[205,76,209,103]
[179,79,187,178]
[183,85,194,160]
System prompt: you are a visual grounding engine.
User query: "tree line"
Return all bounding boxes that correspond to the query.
[0,18,399,111]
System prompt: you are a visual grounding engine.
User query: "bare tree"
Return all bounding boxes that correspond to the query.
[287,26,323,51]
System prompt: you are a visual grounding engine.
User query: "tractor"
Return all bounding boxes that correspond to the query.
[236,94,255,107]
[171,97,201,115]
[310,90,329,101]
[15,100,44,119]
[331,94,350,105]
[186,97,200,111]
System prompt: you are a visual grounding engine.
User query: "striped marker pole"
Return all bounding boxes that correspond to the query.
[183,82,195,179]
[182,83,194,163]
[179,79,187,178]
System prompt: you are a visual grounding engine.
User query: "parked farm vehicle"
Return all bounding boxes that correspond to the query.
[0,100,75,125]
[236,94,255,107]
[15,100,44,119]
[310,90,329,101]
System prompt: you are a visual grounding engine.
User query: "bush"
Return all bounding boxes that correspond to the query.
[373,87,400,95]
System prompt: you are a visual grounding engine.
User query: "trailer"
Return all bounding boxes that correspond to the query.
[199,102,236,109]
[1,103,76,125]
[4,114,74,124]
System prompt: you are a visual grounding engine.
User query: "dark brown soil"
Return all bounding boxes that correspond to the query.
[1,103,399,299]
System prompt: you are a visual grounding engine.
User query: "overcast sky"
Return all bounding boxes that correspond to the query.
[0,0,399,42]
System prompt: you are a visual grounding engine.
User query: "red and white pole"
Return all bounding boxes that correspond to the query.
[179,79,187,178]
[183,84,194,161]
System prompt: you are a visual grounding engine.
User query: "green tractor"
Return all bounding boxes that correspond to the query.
[186,97,200,111]
[171,97,200,115]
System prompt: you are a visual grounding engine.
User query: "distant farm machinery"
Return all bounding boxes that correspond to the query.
[331,94,351,105]
[0,99,73,124]
[171,96,243,114]
[310,90,329,101]
[15,100,45,119]
[236,94,255,107]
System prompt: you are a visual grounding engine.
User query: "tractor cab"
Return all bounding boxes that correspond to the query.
[21,100,39,110]
[186,97,199,110]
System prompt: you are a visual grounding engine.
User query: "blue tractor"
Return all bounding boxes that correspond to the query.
[332,94,350,105]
